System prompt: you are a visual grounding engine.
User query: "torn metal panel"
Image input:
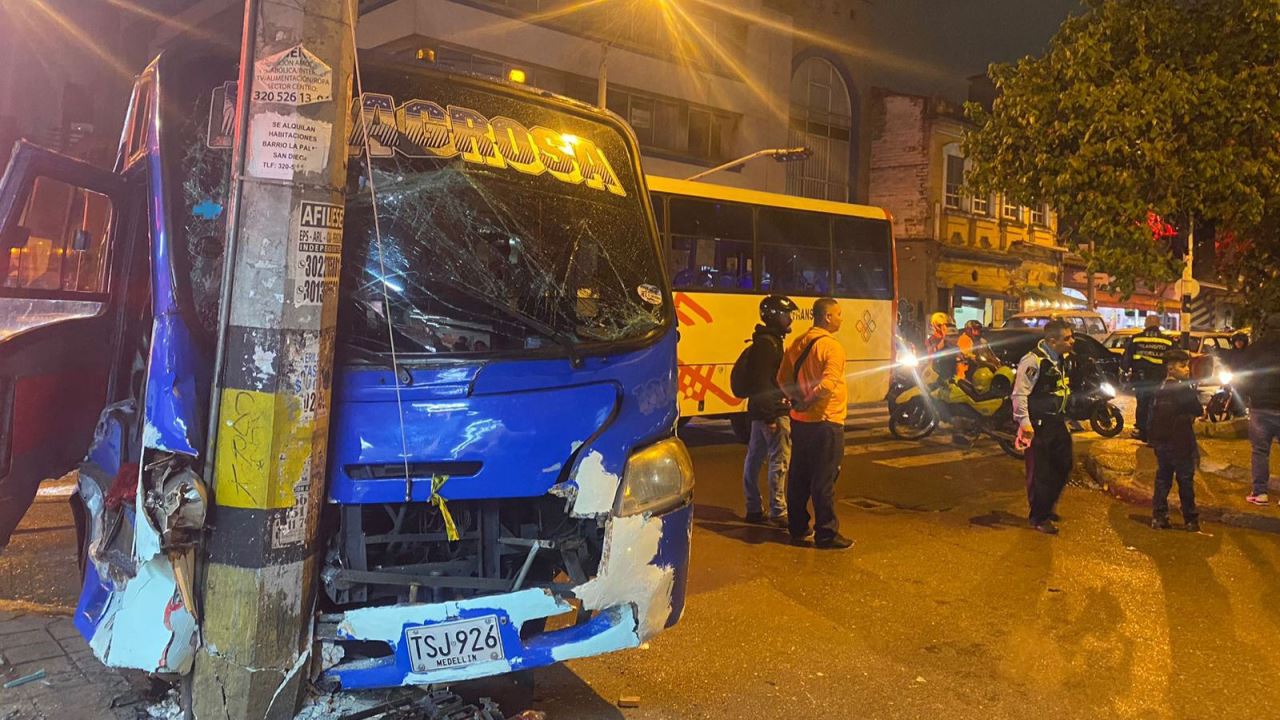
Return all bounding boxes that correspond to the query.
[571,511,675,641]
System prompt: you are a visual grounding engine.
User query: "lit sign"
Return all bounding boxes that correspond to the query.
[348,93,627,197]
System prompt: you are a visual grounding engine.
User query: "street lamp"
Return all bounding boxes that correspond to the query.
[684,146,812,182]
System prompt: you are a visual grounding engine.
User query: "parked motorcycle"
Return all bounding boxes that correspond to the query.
[886,348,1024,459]
[1206,369,1244,422]
[1066,361,1124,437]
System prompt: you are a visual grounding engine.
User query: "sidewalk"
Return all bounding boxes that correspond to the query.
[0,608,157,720]
[1082,424,1280,532]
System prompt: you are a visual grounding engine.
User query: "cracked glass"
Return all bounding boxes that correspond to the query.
[341,70,666,359]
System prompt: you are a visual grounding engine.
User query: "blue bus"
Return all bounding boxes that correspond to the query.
[0,45,692,690]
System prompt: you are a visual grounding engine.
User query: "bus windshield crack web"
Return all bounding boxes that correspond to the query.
[340,160,663,357]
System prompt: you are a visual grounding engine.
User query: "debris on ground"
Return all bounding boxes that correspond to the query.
[143,689,184,720]
[2,670,45,689]
[295,688,512,720]
[617,695,641,708]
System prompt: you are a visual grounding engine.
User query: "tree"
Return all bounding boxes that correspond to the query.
[963,0,1280,324]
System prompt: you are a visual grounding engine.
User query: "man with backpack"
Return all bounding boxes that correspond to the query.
[732,295,798,526]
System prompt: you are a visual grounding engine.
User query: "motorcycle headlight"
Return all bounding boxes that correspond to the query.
[615,438,695,517]
[899,351,920,368]
[1218,370,1234,385]
[1100,382,1116,397]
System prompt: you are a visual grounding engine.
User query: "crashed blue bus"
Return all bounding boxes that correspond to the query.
[0,45,692,689]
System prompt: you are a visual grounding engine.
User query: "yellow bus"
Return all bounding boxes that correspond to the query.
[648,176,897,430]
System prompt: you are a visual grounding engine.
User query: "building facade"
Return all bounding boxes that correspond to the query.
[868,89,1066,330]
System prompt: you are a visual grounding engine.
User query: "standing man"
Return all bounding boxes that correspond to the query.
[1124,315,1174,442]
[1012,319,1076,535]
[1235,313,1280,506]
[778,297,853,550]
[741,295,798,526]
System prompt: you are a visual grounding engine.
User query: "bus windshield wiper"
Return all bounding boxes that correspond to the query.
[421,275,583,367]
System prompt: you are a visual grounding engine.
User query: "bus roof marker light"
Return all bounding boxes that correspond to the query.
[507,68,527,84]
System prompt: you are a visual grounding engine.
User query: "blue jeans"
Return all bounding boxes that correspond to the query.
[1153,445,1198,522]
[1249,409,1280,495]
[743,416,790,517]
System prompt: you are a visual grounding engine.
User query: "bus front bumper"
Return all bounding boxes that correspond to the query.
[320,501,693,690]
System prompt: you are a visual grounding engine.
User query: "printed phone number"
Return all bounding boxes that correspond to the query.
[254,89,325,104]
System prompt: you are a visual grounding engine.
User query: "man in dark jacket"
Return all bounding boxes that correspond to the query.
[742,295,797,525]
[1123,315,1174,441]
[1236,313,1280,505]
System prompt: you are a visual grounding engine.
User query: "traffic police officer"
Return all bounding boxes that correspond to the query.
[1124,315,1175,441]
[1012,319,1075,534]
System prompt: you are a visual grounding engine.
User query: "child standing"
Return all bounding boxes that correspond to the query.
[1148,349,1203,531]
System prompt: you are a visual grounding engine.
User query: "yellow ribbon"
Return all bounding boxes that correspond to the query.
[431,474,459,541]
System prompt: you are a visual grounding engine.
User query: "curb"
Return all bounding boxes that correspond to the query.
[1082,439,1280,534]
[0,599,76,617]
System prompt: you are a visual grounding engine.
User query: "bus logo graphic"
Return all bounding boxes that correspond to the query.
[856,310,877,342]
[672,293,742,409]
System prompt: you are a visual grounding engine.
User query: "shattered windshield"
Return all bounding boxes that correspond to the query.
[341,74,666,358]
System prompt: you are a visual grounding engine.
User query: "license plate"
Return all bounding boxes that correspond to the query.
[405,616,505,673]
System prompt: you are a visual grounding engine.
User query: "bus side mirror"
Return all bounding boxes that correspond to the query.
[71,228,91,251]
[1,225,30,251]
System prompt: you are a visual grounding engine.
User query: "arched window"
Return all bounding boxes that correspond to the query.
[786,57,852,202]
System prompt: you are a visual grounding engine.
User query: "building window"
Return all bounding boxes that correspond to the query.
[944,153,965,210]
[609,88,736,162]
[971,195,989,215]
[786,57,852,202]
[1002,199,1020,222]
[1030,205,1046,226]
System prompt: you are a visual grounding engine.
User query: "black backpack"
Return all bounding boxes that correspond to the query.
[730,334,783,399]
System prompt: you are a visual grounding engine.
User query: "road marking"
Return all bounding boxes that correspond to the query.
[872,447,1003,468]
[844,440,923,456]
[37,483,75,498]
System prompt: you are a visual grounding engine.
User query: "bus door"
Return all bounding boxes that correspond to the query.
[0,143,132,544]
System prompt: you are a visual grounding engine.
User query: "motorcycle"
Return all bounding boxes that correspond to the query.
[886,346,1024,459]
[1066,362,1124,437]
[1206,369,1244,422]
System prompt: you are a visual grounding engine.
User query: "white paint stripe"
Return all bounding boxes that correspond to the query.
[845,406,887,418]
[843,440,926,456]
[37,484,75,498]
[872,447,1002,468]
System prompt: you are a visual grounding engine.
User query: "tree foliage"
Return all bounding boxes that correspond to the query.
[963,0,1280,324]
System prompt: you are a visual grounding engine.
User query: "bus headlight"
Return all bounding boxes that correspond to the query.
[899,351,920,368]
[1100,382,1116,397]
[616,438,695,517]
[1218,370,1234,386]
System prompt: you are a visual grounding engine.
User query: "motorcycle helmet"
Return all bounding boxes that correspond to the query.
[930,312,950,330]
[1231,331,1249,349]
[760,295,798,332]
[972,366,995,394]
[963,319,983,336]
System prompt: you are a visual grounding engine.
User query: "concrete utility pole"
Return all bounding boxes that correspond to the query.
[192,0,356,718]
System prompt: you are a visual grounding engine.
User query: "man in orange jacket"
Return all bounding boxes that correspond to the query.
[777,297,853,550]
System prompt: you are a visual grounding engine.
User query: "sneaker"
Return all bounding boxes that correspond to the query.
[745,511,766,524]
[815,534,854,550]
[768,514,789,528]
[1030,520,1059,535]
[1185,519,1202,533]
[788,533,813,547]
[1151,517,1171,530]
[1048,512,1062,522]
[1246,493,1269,506]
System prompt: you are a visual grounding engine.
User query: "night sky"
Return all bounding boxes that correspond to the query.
[863,0,1087,100]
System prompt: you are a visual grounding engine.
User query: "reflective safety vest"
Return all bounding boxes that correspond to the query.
[1130,332,1174,365]
[1027,345,1070,422]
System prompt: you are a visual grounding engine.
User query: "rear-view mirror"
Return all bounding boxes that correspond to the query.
[71,228,91,251]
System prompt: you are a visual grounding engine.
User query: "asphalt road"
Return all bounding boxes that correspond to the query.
[537,411,1280,720]
[3,406,1278,720]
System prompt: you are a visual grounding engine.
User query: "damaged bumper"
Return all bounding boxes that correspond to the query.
[320,501,692,690]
